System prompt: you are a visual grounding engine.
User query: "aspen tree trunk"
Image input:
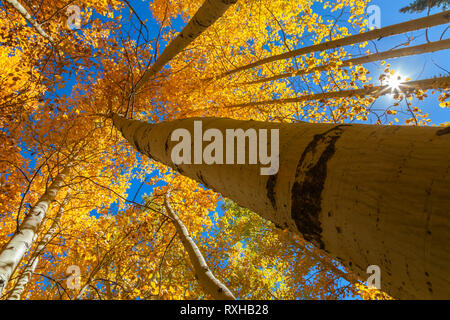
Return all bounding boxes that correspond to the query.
[7,191,71,300]
[113,114,450,299]
[218,10,450,78]
[238,39,450,86]
[134,0,237,91]
[164,193,236,300]
[0,166,69,295]
[228,76,450,109]
[4,0,54,42]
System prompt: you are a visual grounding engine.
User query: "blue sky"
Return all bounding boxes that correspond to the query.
[358,0,449,124]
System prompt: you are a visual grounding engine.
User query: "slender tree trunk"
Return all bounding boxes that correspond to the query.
[237,39,450,86]
[0,166,70,295]
[164,193,235,300]
[217,10,450,79]
[7,191,71,300]
[112,114,450,299]
[4,0,54,42]
[134,0,237,91]
[226,76,450,109]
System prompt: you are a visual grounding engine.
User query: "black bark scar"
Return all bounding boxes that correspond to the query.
[436,126,450,136]
[164,133,170,154]
[197,172,210,189]
[290,125,349,249]
[132,122,147,155]
[174,164,184,175]
[266,174,278,210]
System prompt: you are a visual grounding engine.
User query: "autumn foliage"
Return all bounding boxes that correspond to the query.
[0,0,448,300]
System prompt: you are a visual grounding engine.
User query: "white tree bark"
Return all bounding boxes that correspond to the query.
[238,39,450,86]
[0,166,69,295]
[4,0,54,42]
[164,193,236,300]
[7,191,71,300]
[134,0,237,91]
[226,76,450,109]
[112,114,450,299]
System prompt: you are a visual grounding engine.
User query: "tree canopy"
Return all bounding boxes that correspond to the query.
[0,0,449,300]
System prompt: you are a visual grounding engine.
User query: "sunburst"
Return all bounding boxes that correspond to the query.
[386,72,406,93]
